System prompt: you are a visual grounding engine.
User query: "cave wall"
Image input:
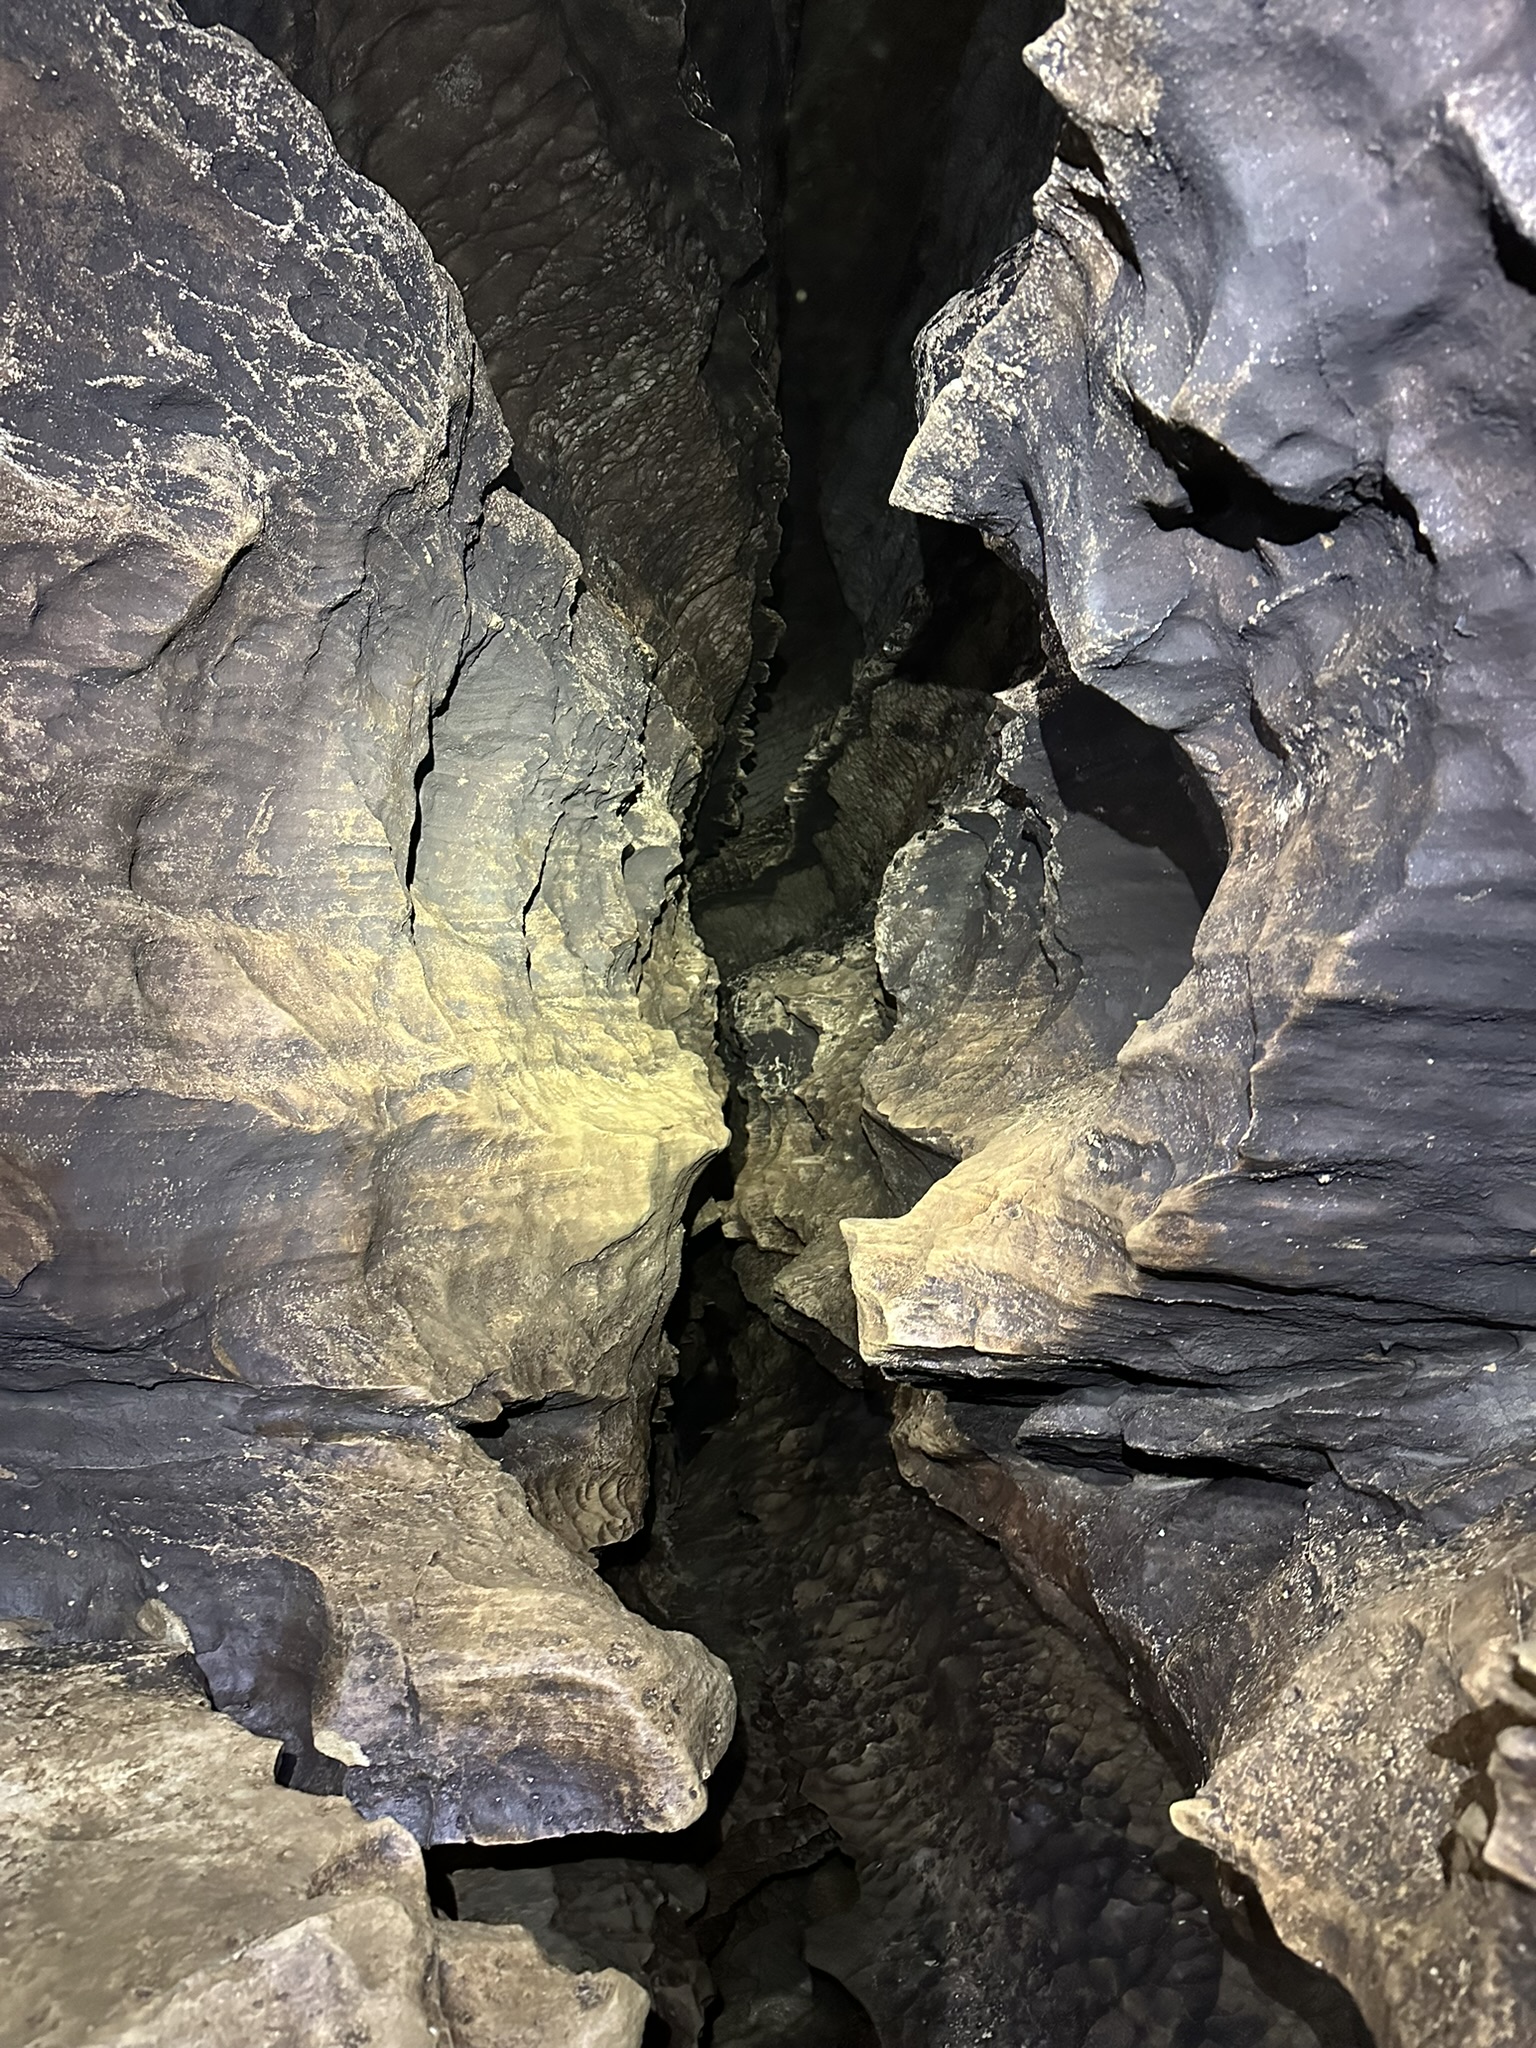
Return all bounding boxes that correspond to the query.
[186,0,786,756]
[816,1,1536,2038]
[8,0,1536,2042]
[2,1646,653,2048]
[0,0,736,1965]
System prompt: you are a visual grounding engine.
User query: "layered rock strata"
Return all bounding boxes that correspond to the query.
[804,0,1536,2038]
[0,1646,650,2048]
[0,0,733,2003]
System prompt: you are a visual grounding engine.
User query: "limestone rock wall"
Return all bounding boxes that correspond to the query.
[187,0,786,755]
[0,0,732,1933]
[0,1646,652,2048]
[815,0,1536,2038]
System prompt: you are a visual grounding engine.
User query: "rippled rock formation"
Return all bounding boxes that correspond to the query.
[188,0,786,755]
[0,0,732,2018]
[9,0,1536,2041]
[820,0,1536,2036]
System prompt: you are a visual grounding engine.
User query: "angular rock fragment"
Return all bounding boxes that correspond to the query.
[437,1923,650,2048]
[720,937,896,1360]
[0,1646,648,2048]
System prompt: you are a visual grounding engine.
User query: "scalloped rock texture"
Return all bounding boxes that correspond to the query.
[187,0,786,754]
[606,1301,1358,2048]
[817,0,1536,2039]
[0,0,734,2026]
[11,1,1536,2045]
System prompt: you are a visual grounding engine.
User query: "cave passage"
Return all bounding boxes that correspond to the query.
[425,5,1367,2043]
[435,1248,1372,2047]
[11,0,1536,2038]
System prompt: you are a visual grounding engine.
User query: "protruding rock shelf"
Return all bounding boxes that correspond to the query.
[0,1646,651,2047]
[827,1,1536,2037]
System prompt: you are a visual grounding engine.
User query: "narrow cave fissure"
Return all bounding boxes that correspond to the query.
[419,6,1367,2042]
[9,0,1535,2038]
[435,1234,1371,2047]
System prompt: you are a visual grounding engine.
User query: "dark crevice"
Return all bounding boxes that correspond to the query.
[1055,119,1141,272]
[1490,202,1536,297]
[1016,1438,1325,1490]
[1137,408,1345,553]
[216,4,1373,2043]
[402,724,434,893]
[1368,473,1438,562]
[1039,673,1229,909]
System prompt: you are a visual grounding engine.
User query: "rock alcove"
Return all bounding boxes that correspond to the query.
[4,3,1536,2046]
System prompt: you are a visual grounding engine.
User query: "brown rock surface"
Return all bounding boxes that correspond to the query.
[0,1646,649,2048]
[0,0,732,1888]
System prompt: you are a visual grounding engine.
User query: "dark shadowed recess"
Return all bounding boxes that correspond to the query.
[691,0,1066,883]
[1040,675,1229,913]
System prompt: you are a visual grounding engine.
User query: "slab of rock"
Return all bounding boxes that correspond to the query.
[0,1384,732,1845]
[437,1923,650,2048]
[0,1646,649,2048]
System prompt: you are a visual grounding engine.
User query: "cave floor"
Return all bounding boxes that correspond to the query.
[438,1251,1371,2048]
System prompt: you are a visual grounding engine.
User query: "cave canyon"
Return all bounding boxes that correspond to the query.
[4,2,1536,2045]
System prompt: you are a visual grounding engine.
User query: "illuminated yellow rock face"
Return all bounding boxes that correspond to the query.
[0,0,732,1864]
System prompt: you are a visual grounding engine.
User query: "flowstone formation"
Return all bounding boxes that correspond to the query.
[785,0,1536,2038]
[0,0,734,2031]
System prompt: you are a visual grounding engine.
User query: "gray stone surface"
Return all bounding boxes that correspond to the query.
[821,0,1536,2035]
[0,0,733,1887]
[0,0,723,1432]
[188,0,786,753]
